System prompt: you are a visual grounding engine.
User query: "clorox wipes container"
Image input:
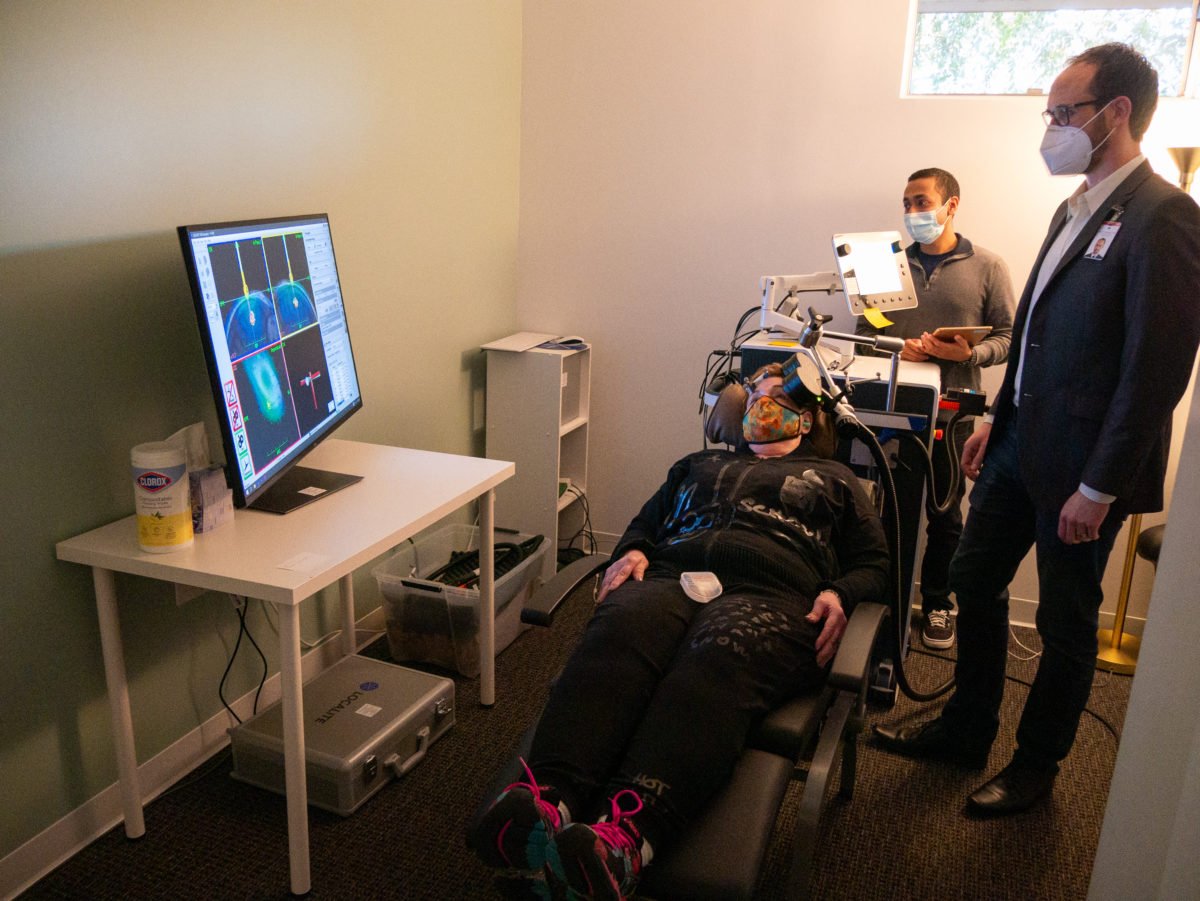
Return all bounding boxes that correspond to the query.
[131,441,193,553]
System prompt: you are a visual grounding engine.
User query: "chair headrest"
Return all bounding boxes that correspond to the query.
[705,380,749,447]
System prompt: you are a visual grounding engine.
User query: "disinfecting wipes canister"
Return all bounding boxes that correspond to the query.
[131,441,194,553]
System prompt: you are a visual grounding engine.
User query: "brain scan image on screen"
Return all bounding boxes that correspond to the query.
[180,214,365,510]
[208,231,320,360]
[224,290,282,359]
[280,324,337,436]
[264,230,318,336]
[272,281,318,334]
[209,239,283,359]
[243,351,287,424]
[234,345,301,471]
[205,229,334,474]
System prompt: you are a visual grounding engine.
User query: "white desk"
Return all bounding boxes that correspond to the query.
[56,439,514,896]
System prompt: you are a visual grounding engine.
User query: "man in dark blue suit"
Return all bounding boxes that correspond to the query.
[874,43,1200,816]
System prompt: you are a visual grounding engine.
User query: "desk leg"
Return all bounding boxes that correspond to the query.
[480,489,495,707]
[278,604,311,896]
[339,573,356,656]
[93,567,145,839]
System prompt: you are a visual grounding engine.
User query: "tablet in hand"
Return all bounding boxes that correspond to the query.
[930,326,992,346]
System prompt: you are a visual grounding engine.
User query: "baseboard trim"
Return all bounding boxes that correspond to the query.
[593,531,620,557]
[0,608,387,901]
[916,595,1145,637]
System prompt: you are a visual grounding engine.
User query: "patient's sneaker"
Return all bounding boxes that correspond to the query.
[473,760,568,874]
[547,790,646,901]
[922,606,955,649]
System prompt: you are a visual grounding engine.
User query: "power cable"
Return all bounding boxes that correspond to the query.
[908,646,1125,743]
[218,595,270,723]
[561,485,597,557]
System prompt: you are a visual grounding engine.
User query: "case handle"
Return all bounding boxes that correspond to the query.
[387,726,432,778]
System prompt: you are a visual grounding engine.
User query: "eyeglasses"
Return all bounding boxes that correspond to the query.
[748,383,803,414]
[1042,100,1100,128]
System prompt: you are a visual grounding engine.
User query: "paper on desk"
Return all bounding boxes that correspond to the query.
[481,332,558,352]
[277,551,333,577]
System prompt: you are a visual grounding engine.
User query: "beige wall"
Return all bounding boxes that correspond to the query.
[0,0,521,866]
[517,0,1198,626]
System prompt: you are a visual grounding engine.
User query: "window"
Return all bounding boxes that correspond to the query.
[907,1,1199,96]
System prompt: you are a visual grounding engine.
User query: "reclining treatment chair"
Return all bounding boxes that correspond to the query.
[469,555,889,901]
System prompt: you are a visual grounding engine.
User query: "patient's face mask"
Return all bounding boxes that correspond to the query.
[743,395,804,445]
[1039,100,1115,176]
[903,200,949,246]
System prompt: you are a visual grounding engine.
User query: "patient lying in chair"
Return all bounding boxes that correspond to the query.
[470,363,889,900]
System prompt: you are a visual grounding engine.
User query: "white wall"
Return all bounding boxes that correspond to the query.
[518,0,1198,624]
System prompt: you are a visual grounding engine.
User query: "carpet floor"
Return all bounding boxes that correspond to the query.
[21,582,1130,900]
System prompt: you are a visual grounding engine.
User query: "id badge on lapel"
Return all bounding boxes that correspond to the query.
[1085,204,1124,261]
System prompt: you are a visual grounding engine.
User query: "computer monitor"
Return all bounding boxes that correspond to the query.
[178,214,364,513]
[831,230,919,317]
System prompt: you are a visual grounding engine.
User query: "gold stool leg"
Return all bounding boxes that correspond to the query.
[1097,513,1142,674]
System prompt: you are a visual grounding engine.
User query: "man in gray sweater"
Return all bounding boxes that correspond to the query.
[856,168,1015,648]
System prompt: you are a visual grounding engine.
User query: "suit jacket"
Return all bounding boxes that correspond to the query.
[991,160,1200,515]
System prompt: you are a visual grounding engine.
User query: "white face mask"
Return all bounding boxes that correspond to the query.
[903,199,949,245]
[1039,100,1115,176]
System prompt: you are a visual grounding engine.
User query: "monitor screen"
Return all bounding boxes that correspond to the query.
[831,231,919,317]
[178,214,363,512]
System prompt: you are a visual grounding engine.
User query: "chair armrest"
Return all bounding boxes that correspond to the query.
[520,555,608,627]
[827,602,889,693]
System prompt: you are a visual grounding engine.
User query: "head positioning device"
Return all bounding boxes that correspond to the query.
[704,353,826,447]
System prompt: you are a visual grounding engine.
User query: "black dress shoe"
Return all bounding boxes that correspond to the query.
[967,762,1056,816]
[871,718,989,769]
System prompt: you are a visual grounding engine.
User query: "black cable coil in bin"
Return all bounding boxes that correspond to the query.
[425,535,545,589]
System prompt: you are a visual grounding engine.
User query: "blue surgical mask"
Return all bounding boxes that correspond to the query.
[904,200,949,246]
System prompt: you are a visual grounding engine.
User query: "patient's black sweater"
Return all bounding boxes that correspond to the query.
[612,444,889,614]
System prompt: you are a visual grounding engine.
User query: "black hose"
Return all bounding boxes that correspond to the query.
[899,410,967,519]
[845,415,954,702]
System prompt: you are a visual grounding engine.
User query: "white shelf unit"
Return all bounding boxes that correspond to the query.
[485,342,591,583]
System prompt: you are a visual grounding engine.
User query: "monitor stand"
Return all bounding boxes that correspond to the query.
[249,466,364,514]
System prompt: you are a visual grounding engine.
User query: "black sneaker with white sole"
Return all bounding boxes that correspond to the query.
[922,607,955,649]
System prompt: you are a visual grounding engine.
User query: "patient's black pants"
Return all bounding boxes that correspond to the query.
[528,562,824,852]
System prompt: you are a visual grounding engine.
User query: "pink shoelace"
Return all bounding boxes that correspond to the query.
[590,789,643,854]
[508,758,562,824]
[495,757,563,866]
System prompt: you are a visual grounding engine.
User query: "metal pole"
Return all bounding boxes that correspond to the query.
[1097,514,1143,674]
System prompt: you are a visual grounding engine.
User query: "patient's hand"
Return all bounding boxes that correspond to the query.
[807,589,847,667]
[597,550,649,603]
